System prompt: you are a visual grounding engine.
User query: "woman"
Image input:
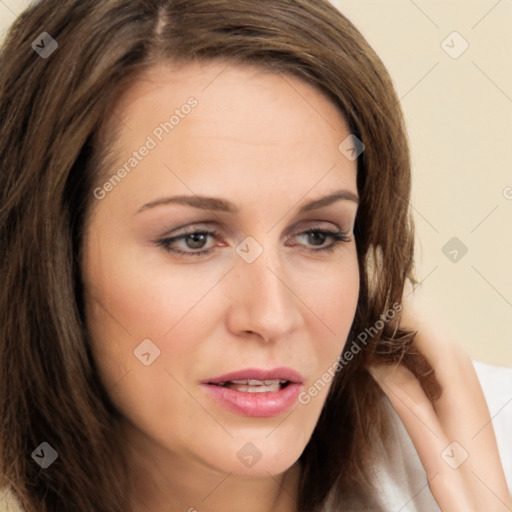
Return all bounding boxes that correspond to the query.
[0,1,509,511]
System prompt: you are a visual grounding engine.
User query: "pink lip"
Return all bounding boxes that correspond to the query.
[201,367,304,417]
[203,367,304,385]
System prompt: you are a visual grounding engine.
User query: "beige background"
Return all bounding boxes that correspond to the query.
[1,0,511,365]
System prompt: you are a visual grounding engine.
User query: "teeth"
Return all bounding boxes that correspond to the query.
[228,383,281,393]
[229,379,288,386]
[219,379,290,393]
[212,378,290,392]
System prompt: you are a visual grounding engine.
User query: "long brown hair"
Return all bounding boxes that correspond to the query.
[0,1,434,510]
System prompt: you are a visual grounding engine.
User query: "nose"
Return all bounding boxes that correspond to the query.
[225,249,303,343]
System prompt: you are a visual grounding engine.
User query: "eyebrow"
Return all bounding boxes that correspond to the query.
[136,189,359,215]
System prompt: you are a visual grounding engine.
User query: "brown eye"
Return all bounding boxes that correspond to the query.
[184,233,208,249]
[306,230,328,246]
[289,228,351,253]
[157,228,223,256]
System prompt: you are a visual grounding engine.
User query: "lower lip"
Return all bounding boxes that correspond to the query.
[202,383,302,417]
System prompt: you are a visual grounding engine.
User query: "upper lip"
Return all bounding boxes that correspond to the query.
[203,367,304,385]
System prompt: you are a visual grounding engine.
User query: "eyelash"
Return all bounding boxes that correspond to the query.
[156,227,351,257]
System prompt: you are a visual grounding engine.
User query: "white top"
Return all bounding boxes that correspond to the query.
[362,402,441,511]
[473,360,512,493]
[1,361,510,512]
[321,398,441,511]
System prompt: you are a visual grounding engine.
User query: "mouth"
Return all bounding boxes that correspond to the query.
[201,367,304,417]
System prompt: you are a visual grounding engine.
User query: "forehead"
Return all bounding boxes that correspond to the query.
[115,60,346,126]
[96,61,357,211]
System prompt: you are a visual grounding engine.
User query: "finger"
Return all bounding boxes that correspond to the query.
[369,364,475,511]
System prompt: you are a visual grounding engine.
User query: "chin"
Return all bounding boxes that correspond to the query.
[201,432,307,478]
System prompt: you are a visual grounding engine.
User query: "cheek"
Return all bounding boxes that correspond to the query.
[296,253,360,377]
[82,241,232,392]
[312,269,358,326]
[82,251,220,445]
[84,244,228,339]
[299,252,359,331]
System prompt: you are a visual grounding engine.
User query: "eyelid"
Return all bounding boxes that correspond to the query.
[284,219,350,238]
[287,227,351,246]
[160,221,220,237]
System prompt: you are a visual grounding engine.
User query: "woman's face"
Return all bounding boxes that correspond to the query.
[82,61,359,479]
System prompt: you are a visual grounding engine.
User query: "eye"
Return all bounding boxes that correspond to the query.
[157,229,223,256]
[300,230,329,246]
[182,232,209,249]
[289,228,351,252]
[156,225,351,257]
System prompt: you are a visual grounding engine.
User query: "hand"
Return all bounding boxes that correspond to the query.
[369,298,512,511]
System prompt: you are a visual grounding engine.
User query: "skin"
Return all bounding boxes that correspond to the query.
[82,61,360,512]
